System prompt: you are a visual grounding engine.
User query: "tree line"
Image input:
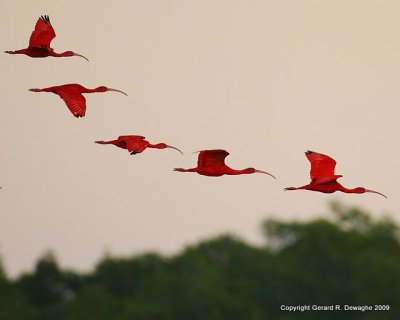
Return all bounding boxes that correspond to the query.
[1,201,399,319]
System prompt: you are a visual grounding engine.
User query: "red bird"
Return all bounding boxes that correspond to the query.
[285,150,387,198]
[29,83,127,117]
[174,149,276,178]
[5,15,88,61]
[95,135,183,155]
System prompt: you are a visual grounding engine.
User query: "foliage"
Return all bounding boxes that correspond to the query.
[1,202,400,319]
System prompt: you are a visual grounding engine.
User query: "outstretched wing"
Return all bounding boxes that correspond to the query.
[197,149,229,168]
[118,135,146,141]
[57,90,86,117]
[305,150,341,184]
[29,15,56,48]
[119,136,148,154]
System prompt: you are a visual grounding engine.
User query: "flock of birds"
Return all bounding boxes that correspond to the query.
[5,15,387,199]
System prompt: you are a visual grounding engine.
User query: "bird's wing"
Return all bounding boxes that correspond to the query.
[124,137,148,154]
[57,90,86,117]
[118,135,146,141]
[197,149,229,168]
[29,15,56,48]
[306,150,340,184]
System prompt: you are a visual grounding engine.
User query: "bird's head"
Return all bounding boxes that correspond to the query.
[153,143,183,154]
[63,51,89,62]
[96,86,128,96]
[354,187,387,198]
[245,168,276,179]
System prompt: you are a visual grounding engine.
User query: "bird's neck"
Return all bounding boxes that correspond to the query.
[80,87,98,93]
[148,143,165,150]
[337,185,363,194]
[50,51,67,57]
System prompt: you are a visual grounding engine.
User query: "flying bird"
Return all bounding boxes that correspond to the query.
[5,15,88,61]
[29,84,127,117]
[174,149,276,178]
[95,135,183,155]
[284,150,387,198]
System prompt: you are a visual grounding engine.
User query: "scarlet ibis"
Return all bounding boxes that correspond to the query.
[29,84,127,117]
[174,149,276,178]
[5,15,88,61]
[285,150,387,198]
[95,135,183,155]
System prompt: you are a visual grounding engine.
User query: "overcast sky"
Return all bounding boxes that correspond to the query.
[1,0,399,277]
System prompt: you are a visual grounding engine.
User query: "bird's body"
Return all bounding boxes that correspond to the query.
[29,83,127,117]
[174,149,276,178]
[95,135,183,155]
[285,150,386,198]
[6,47,68,58]
[5,15,88,61]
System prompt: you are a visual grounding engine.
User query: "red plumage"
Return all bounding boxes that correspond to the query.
[29,84,127,117]
[95,135,183,155]
[5,15,88,61]
[285,150,386,198]
[174,149,276,178]
[29,15,56,48]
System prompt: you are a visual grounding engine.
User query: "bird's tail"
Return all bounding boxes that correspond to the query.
[95,140,113,145]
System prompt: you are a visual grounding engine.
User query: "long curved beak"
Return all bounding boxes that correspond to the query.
[255,169,276,179]
[73,53,89,62]
[365,189,387,198]
[166,145,183,155]
[106,87,128,96]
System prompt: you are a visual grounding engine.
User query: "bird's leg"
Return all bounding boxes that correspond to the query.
[284,186,306,191]
[5,49,27,55]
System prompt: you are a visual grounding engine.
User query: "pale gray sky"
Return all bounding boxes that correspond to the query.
[1,0,399,277]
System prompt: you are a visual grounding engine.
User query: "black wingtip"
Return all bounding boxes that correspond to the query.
[305,150,313,154]
[41,15,50,23]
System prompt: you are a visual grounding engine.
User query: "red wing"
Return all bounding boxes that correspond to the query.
[29,15,56,48]
[57,91,86,117]
[124,138,148,154]
[197,149,229,168]
[118,135,146,141]
[306,150,340,184]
